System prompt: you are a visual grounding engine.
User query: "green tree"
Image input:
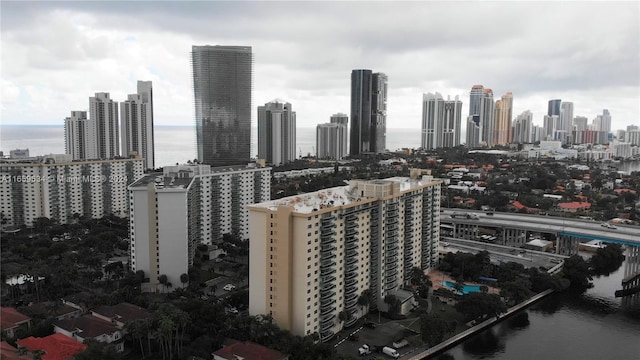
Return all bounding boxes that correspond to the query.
[590,244,625,276]
[561,255,593,290]
[455,292,507,321]
[158,274,168,293]
[420,313,453,346]
[384,295,401,317]
[500,279,533,305]
[180,273,189,288]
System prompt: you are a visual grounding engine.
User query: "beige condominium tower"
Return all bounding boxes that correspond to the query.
[248,170,441,341]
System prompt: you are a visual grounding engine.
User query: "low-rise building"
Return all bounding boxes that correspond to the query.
[54,315,124,352]
[16,333,86,360]
[0,307,31,339]
[213,339,289,360]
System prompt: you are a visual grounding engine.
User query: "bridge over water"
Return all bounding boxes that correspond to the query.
[440,209,640,310]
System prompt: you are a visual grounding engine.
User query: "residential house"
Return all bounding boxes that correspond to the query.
[16,333,86,360]
[90,302,151,330]
[213,339,289,360]
[54,315,124,352]
[23,301,82,321]
[1,307,31,339]
[0,341,29,360]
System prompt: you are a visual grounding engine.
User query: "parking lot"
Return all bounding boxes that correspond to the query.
[333,315,423,359]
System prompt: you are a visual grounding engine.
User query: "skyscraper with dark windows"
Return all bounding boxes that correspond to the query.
[191,45,253,166]
[465,85,494,147]
[548,99,561,116]
[350,70,387,155]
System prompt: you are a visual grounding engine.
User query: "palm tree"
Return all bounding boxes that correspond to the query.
[158,274,168,293]
[453,277,465,295]
[357,289,371,317]
[180,273,189,289]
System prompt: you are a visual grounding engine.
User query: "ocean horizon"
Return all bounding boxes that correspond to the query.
[1,124,423,168]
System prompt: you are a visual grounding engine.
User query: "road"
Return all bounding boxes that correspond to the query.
[440,237,566,270]
[441,209,639,245]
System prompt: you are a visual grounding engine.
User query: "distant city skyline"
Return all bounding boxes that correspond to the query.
[1,2,638,132]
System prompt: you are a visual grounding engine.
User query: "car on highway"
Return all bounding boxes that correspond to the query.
[601,222,617,229]
[223,284,236,291]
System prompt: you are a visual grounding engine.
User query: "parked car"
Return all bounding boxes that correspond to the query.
[382,346,400,359]
[223,284,236,291]
[392,339,409,349]
[358,344,371,356]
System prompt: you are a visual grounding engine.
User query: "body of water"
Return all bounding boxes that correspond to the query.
[0,125,422,168]
[441,253,640,360]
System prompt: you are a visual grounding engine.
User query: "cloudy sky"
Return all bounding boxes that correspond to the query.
[2,1,639,132]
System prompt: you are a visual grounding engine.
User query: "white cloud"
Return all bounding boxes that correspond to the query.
[1,1,638,132]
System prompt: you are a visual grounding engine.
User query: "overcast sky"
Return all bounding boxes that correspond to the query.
[2,1,639,132]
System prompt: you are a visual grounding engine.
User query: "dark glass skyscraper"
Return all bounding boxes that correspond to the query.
[192,45,253,166]
[350,69,387,155]
[548,99,561,116]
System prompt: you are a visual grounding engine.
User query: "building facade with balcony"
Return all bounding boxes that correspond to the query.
[0,154,143,227]
[248,171,441,341]
[129,163,271,292]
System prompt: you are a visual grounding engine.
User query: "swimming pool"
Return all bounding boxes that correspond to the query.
[442,280,482,295]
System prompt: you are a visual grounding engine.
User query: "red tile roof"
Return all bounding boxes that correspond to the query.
[511,201,526,210]
[55,315,119,339]
[214,339,287,360]
[1,307,31,329]
[558,201,591,210]
[614,188,637,195]
[1,341,30,360]
[16,333,86,360]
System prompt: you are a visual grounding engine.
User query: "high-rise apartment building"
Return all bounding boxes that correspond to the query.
[129,163,271,292]
[121,81,155,170]
[548,99,561,117]
[421,93,462,149]
[316,123,348,160]
[257,100,296,166]
[560,102,574,133]
[330,113,349,155]
[191,45,253,166]
[64,111,92,160]
[573,116,589,132]
[248,172,441,340]
[466,85,495,147]
[593,109,612,133]
[480,89,495,146]
[90,93,120,160]
[512,110,533,144]
[350,70,387,155]
[493,92,513,145]
[543,115,559,141]
[0,154,143,227]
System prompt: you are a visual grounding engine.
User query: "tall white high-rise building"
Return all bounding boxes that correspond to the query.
[560,102,574,133]
[421,93,462,149]
[258,100,296,166]
[593,109,612,133]
[129,163,271,292]
[64,111,93,160]
[90,93,120,160]
[316,123,347,160]
[248,171,441,340]
[543,115,559,141]
[573,116,589,132]
[493,92,513,146]
[512,110,533,144]
[121,81,155,170]
[330,113,349,155]
[0,154,143,227]
[466,85,494,147]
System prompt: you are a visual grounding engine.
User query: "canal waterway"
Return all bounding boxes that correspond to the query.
[439,253,640,360]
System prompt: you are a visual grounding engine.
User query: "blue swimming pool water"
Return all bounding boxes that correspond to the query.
[442,280,482,294]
